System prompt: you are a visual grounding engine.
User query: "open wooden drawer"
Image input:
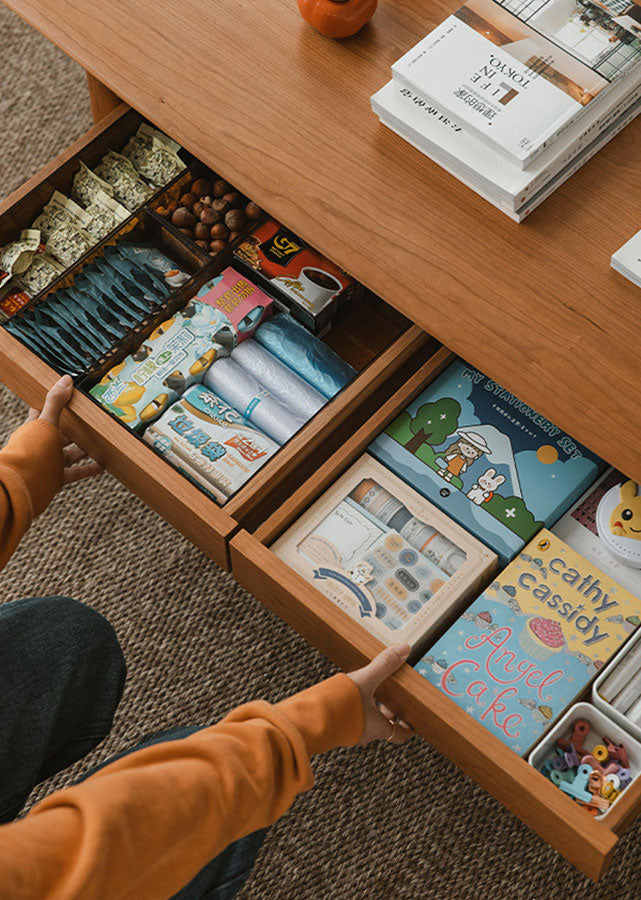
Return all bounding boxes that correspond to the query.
[0,103,435,569]
[229,347,641,881]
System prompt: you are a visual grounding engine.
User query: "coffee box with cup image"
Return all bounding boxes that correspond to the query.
[233,218,360,334]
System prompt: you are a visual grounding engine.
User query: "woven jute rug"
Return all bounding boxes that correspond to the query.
[1,7,639,897]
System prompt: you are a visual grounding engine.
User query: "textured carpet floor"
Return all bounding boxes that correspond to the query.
[1,7,640,898]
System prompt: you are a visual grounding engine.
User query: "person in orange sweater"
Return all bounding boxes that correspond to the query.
[0,374,413,899]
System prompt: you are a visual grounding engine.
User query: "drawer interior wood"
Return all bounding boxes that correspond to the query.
[228,348,637,881]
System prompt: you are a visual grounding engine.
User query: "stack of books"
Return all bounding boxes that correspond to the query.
[372,0,641,221]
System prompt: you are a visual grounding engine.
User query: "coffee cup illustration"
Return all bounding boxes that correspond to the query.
[299,267,342,307]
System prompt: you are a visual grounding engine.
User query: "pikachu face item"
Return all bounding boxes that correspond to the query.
[596,478,641,569]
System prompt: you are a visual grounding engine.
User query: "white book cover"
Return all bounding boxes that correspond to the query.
[372,78,641,209]
[392,0,641,166]
[377,96,641,221]
[611,227,641,284]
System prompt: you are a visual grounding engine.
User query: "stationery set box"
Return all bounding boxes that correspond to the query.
[233,219,359,335]
[271,454,498,654]
[415,530,641,754]
[391,0,641,167]
[369,359,606,564]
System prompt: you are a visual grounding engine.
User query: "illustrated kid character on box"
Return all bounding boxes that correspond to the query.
[369,359,606,564]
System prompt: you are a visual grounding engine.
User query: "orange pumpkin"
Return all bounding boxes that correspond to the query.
[297,0,378,38]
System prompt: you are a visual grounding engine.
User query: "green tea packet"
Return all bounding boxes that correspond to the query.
[17,251,65,295]
[46,220,94,268]
[0,229,42,288]
[122,124,184,187]
[84,189,130,241]
[94,151,154,210]
[32,191,93,241]
[72,160,115,208]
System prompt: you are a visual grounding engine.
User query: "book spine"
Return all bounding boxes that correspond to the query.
[521,65,641,167]
[517,101,641,222]
[517,83,641,209]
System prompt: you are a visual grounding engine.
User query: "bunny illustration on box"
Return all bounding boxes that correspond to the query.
[466,468,506,505]
[370,359,606,564]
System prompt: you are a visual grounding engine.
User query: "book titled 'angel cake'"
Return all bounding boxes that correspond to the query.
[369,358,606,564]
[415,530,641,755]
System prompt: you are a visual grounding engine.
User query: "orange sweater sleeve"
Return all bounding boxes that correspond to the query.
[0,673,364,899]
[0,419,64,569]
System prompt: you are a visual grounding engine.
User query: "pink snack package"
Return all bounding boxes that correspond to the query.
[193,266,272,342]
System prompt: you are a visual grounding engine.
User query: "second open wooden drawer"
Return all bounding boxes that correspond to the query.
[229,347,641,882]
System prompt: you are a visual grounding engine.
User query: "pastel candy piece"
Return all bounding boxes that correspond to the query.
[550,769,573,786]
[563,745,580,768]
[581,754,619,777]
[557,719,590,755]
[560,764,593,803]
[605,773,621,790]
[588,769,604,795]
[603,736,630,769]
[617,767,632,788]
[593,744,609,763]
[578,794,610,812]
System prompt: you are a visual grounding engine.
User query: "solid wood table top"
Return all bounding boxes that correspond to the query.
[5,0,641,480]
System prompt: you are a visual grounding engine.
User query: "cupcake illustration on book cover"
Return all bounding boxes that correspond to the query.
[415,530,641,755]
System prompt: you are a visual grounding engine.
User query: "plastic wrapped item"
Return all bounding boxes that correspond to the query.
[204,356,306,445]
[253,312,356,399]
[231,340,325,421]
[144,385,279,502]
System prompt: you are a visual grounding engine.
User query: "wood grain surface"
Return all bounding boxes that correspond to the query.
[4,0,641,481]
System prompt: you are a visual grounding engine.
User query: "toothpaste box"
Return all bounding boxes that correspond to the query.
[415,530,641,755]
[193,267,272,340]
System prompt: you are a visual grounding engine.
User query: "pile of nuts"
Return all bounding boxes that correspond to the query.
[156,175,262,256]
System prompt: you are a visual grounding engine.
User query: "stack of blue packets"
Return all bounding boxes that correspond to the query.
[5,244,190,376]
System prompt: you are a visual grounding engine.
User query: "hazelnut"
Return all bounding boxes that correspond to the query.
[179,192,197,209]
[200,207,221,227]
[223,191,242,208]
[213,178,232,198]
[172,206,196,229]
[195,240,210,251]
[191,177,211,197]
[192,200,205,218]
[245,201,262,220]
[210,223,229,241]
[212,198,229,215]
[194,222,210,241]
[209,239,226,254]
[225,209,246,232]
[179,228,193,237]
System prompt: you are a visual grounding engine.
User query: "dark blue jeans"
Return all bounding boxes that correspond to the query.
[0,596,266,899]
